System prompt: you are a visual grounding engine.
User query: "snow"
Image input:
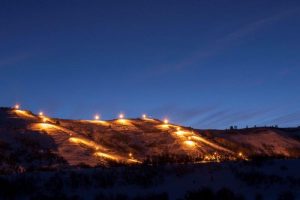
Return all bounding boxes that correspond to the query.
[0,107,300,170]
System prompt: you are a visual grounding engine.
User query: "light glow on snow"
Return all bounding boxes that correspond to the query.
[157,124,170,129]
[42,117,47,123]
[14,110,36,119]
[175,130,189,136]
[184,140,196,147]
[94,152,118,161]
[39,123,54,129]
[69,137,102,150]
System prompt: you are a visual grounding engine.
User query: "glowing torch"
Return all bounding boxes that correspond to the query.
[94,114,100,120]
[119,113,124,119]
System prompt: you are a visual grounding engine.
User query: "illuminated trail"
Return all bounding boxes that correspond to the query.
[33,123,76,137]
[190,135,233,153]
[156,124,176,130]
[68,137,122,162]
[31,122,141,164]
[33,123,107,151]
[69,137,107,151]
[184,140,196,147]
[68,136,141,163]
[94,152,118,161]
[14,110,37,119]
[169,127,235,155]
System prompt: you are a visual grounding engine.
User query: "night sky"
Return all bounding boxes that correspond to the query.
[1,0,300,129]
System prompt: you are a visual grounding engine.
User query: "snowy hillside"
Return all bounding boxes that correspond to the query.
[0,107,300,173]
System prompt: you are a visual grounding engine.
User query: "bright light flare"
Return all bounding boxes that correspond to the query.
[142,114,147,119]
[117,113,132,125]
[163,119,169,124]
[39,111,44,116]
[14,104,20,110]
[237,152,248,160]
[119,113,124,119]
[94,114,100,120]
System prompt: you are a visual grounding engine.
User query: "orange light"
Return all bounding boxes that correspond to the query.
[94,152,118,161]
[39,111,44,116]
[184,140,195,147]
[142,114,147,119]
[119,113,124,119]
[129,152,133,157]
[14,104,20,110]
[163,119,169,124]
[39,123,52,129]
[176,127,181,131]
[175,130,185,136]
[94,114,100,120]
[238,152,243,157]
[43,117,47,123]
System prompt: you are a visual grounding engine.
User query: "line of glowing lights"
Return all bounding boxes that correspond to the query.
[12,104,172,124]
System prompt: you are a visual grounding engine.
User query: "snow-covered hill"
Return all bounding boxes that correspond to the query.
[0,107,300,173]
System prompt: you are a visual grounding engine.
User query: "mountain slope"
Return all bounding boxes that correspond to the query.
[0,107,300,173]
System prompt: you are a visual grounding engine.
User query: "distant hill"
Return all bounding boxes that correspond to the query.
[0,107,300,174]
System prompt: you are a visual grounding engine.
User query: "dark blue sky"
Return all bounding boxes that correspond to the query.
[1,0,300,128]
